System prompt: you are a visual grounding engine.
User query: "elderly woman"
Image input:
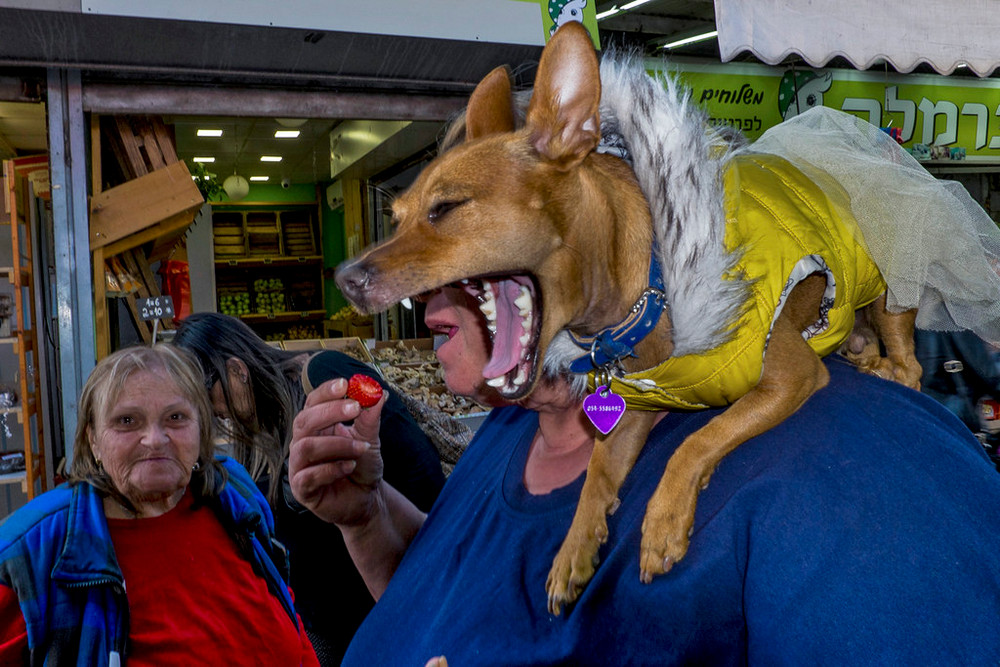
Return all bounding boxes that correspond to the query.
[0,344,318,665]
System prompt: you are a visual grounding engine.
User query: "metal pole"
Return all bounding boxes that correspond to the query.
[47,68,95,465]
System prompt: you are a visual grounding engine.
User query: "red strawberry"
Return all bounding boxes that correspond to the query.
[346,373,383,408]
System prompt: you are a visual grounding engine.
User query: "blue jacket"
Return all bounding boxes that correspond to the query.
[0,456,295,666]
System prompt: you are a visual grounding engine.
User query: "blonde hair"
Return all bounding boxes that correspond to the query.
[68,344,225,511]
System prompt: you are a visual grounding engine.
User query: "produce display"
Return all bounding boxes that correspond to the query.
[286,324,321,340]
[219,291,251,316]
[330,304,365,321]
[254,277,285,315]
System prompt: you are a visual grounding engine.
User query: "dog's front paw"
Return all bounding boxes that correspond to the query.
[638,486,696,583]
[545,518,608,615]
[864,356,922,390]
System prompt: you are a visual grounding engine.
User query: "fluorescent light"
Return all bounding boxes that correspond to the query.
[660,30,718,50]
[197,129,223,137]
[596,5,621,20]
[274,130,301,139]
[192,156,215,163]
[249,176,269,182]
[620,0,654,10]
[260,155,283,162]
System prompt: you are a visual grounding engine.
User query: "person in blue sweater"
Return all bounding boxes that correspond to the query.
[289,286,1000,665]
[0,344,318,665]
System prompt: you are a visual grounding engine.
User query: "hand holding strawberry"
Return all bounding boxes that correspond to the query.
[346,373,384,408]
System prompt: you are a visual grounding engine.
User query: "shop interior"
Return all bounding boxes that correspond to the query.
[0,100,467,514]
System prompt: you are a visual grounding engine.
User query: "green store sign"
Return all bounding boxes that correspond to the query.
[661,60,1000,159]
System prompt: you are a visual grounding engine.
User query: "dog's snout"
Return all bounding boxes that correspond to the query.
[335,260,375,307]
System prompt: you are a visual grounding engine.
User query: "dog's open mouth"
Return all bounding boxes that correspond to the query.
[461,274,541,400]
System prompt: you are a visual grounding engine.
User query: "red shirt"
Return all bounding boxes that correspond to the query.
[0,491,318,666]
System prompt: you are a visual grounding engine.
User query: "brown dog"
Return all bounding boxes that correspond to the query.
[336,22,921,615]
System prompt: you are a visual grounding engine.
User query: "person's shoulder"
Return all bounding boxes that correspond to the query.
[301,349,378,391]
[645,356,992,488]
[0,484,74,549]
[215,456,271,514]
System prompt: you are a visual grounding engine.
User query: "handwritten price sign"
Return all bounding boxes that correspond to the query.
[138,296,175,322]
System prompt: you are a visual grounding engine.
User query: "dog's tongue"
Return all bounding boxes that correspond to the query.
[483,278,525,379]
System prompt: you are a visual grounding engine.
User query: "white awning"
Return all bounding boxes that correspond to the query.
[715,0,1000,77]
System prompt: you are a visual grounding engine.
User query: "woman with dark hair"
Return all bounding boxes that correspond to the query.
[0,344,318,664]
[173,312,445,664]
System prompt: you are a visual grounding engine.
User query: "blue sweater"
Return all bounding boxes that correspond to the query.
[343,358,1000,665]
[0,456,296,666]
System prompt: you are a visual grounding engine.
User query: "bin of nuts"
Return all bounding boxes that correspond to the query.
[372,340,491,417]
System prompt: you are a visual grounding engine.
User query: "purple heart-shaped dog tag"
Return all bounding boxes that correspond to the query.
[583,385,627,435]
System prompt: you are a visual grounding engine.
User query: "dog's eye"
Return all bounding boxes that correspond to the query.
[428,200,464,224]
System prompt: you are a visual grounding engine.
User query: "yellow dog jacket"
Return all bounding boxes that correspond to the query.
[607,152,886,411]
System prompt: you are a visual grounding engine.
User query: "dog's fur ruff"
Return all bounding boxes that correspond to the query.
[544,51,748,393]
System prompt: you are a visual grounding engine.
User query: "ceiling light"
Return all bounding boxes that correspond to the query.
[274,130,300,139]
[596,5,621,20]
[197,129,223,137]
[619,0,655,10]
[249,176,269,182]
[660,30,718,50]
[223,174,250,201]
[260,155,283,162]
[192,156,215,163]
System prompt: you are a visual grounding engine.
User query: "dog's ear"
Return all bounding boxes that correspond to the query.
[466,66,515,140]
[525,21,600,170]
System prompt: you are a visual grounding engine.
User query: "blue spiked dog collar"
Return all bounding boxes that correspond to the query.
[567,249,668,373]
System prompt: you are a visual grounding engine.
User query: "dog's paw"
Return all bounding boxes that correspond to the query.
[545,522,607,616]
[862,356,922,390]
[638,492,695,583]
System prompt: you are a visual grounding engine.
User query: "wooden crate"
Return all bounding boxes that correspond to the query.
[281,209,316,256]
[282,338,324,352]
[89,160,203,256]
[245,211,280,256]
[321,337,375,364]
[213,211,246,258]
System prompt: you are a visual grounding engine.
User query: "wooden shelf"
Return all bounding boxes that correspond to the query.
[212,203,325,340]
[240,310,326,324]
[215,255,322,268]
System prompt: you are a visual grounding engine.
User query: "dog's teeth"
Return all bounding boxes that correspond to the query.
[522,311,533,331]
[513,367,528,386]
[514,287,532,313]
[485,376,506,387]
[487,322,497,334]
[519,331,531,345]
[479,300,496,318]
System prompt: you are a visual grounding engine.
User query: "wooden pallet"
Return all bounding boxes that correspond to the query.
[90,114,204,358]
